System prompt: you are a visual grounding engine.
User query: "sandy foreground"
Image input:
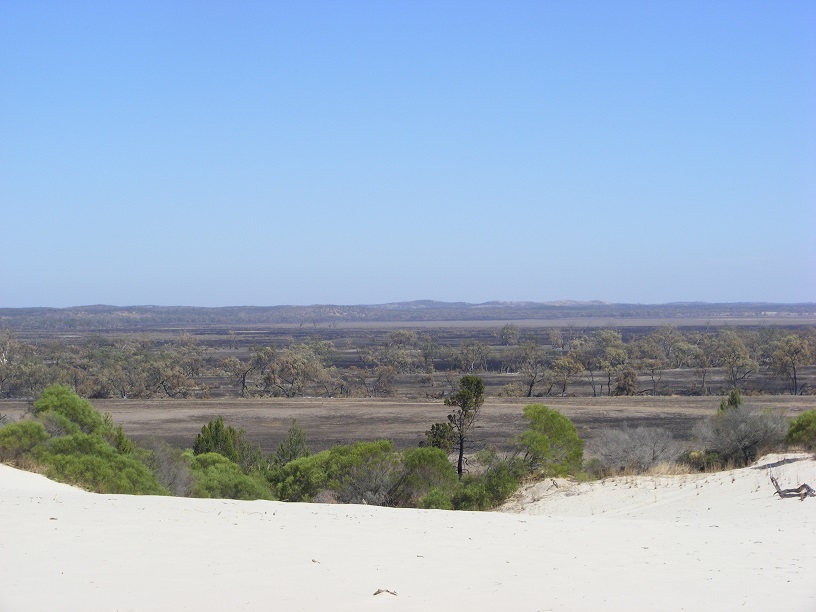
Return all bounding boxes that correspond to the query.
[1,454,814,612]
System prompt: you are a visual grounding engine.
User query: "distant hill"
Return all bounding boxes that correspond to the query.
[1,301,815,331]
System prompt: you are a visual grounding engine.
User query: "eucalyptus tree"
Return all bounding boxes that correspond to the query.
[445,375,485,478]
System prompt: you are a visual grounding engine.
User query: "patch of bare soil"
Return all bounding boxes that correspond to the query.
[4,395,811,456]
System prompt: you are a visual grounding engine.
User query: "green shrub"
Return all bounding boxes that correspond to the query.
[391,447,458,507]
[33,432,166,495]
[271,453,330,502]
[451,457,522,511]
[189,452,273,500]
[479,460,521,501]
[193,416,265,473]
[37,411,80,437]
[418,487,454,510]
[33,384,107,435]
[517,404,584,476]
[451,477,491,510]
[272,420,310,467]
[114,425,136,454]
[786,409,816,450]
[423,422,456,453]
[271,440,398,504]
[193,416,240,460]
[719,389,742,411]
[0,420,50,461]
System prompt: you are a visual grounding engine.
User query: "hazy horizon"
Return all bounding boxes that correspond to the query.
[3,298,815,310]
[2,2,814,308]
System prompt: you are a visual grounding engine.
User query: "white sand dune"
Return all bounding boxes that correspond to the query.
[1,454,814,612]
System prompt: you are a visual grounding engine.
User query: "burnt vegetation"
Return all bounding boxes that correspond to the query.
[0,302,814,401]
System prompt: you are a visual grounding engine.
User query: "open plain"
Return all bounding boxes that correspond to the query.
[2,395,813,456]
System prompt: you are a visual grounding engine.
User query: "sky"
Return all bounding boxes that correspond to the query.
[1,1,814,308]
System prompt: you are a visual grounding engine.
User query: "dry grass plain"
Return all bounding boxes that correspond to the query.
[3,394,813,457]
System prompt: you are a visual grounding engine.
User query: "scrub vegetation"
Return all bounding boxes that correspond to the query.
[1,304,814,403]
[1,382,590,509]
[1,304,813,507]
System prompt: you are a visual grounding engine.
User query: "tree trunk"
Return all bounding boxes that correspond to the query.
[457,433,465,478]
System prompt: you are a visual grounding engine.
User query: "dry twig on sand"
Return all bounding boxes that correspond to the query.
[770,474,815,501]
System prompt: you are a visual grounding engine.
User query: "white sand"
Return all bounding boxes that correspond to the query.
[1,454,814,612]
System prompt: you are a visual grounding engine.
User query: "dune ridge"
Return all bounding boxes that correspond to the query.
[1,454,814,611]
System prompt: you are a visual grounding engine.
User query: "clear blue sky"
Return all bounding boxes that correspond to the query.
[2,1,814,307]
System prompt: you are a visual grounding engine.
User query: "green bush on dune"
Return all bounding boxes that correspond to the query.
[391,446,458,507]
[33,384,108,435]
[0,420,49,461]
[271,440,397,503]
[0,384,165,495]
[517,404,584,476]
[33,432,166,495]
[787,409,816,450]
[193,416,266,472]
[187,451,273,500]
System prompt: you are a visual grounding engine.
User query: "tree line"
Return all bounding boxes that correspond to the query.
[0,325,814,400]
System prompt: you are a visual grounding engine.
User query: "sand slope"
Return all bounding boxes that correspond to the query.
[1,454,814,612]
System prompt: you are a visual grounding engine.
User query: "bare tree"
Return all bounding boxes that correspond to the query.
[713,330,758,391]
[456,341,490,373]
[498,324,521,346]
[513,341,549,397]
[771,334,813,395]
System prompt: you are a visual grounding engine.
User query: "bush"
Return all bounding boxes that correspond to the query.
[451,477,491,510]
[719,389,743,411]
[272,420,310,467]
[693,403,787,467]
[418,487,454,510]
[193,416,265,473]
[517,404,583,476]
[33,384,107,435]
[188,451,273,500]
[0,420,50,461]
[337,449,401,505]
[391,447,458,507]
[140,438,195,496]
[99,412,138,455]
[1,386,164,495]
[683,449,722,472]
[271,440,398,504]
[593,426,682,472]
[451,451,523,511]
[423,422,456,453]
[581,457,604,480]
[786,409,816,450]
[38,411,79,437]
[33,432,166,494]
